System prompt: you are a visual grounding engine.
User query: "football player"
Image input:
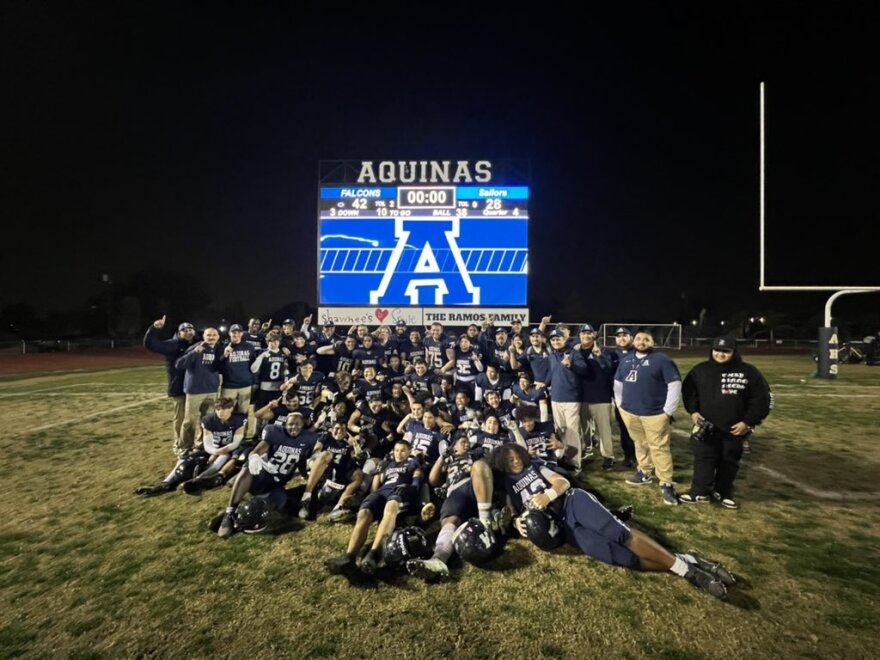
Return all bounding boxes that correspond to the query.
[217,413,324,538]
[325,439,427,575]
[407,432,506,581]
[491,443,735,599]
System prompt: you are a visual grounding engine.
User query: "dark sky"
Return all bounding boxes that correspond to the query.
[2,3,878,323]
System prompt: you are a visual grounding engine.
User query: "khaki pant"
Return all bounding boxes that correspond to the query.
[177,392,216,455]
[618,409,674,484]
[552,401,583,469]
[171,395,186,451]
[581,402,614,459]
[221,386,252,415]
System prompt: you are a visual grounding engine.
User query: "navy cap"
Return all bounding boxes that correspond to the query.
[548,330,564,339]
[282,319,294,325]
[178,322,194,331]
[322,320,335,327]
[713,336,735,351]
[529,327,543,336]
[366,394,383,402]
[395,320,407,327]
[494,326,508,335]
[615,327,632,336]
[579,324,596,334]
[229,324,244,332]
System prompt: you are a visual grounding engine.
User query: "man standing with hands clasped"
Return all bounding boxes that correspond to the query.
[614,329,682,505]
[680,336,772,510]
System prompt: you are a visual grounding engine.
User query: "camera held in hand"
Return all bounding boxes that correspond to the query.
[692,418,715,442]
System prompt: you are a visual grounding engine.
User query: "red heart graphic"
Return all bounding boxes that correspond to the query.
[375,308,389,322]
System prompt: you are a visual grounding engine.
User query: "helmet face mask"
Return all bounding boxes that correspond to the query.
[382,527,430,568]
[452,518,500,566]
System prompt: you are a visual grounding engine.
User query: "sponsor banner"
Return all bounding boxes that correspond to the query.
[318,307,529,327]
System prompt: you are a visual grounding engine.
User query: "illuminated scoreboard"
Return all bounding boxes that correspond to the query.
[318,160,529,309]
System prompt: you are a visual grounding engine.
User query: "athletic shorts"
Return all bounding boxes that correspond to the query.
[439,480,477,522]
[359,488,411,521]
[564,488,640,569]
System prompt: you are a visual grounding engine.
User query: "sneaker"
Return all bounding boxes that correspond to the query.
[361,552,378,575]
[218,513,236,539]
[326,508,354,523]
[182,474,223,495]
[625,470,653,486]
[684,564,727,599]
[661,484,679,506]
[298,502,311,520]
[679,493,711,504]
[325,555,355,574]
[407,558,450,582]
[712,492,740,509]
[134,482,173,497]
[601,457,615,471]
[687,551,736,586]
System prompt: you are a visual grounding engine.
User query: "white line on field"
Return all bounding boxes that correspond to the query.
[669,429,880,500]
[772,393,879,398]
[15,396,166,435]
[0,383,95,396]
[751,465,880,501]
[0,392,156,398]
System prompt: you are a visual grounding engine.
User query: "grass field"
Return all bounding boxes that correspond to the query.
[1,356,878,659]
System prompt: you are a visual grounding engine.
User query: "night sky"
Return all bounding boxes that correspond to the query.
[2,3,878,326]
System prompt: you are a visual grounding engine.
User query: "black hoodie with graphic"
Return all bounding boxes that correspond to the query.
[682,346,772,430]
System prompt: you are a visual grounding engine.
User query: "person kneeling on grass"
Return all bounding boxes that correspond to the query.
[314,422,368,523]
[217,413,326,538]
[407,432,510,582]
[490,443,736,599]
[135,397,246,497]
[325,440,431,575]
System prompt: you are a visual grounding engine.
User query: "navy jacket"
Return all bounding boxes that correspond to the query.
[143,326,194,397]
[545,348,589,403]
[175,343,224,395]
[578,347,615,404]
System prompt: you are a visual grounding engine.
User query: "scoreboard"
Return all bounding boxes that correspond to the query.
[318,162,529,310]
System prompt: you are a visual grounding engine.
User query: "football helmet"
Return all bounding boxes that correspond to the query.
[452,518,499,566]
[382,527,430,568]
[523,509,565,550]
[234,498,271,534]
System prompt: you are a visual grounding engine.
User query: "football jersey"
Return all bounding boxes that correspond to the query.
[260,425,321,485]
[511,383,547,407]
[254,349,288,391]
[452,347,480,380]
[377,456,421,493]
[244,331,266,352]
[322,434,358,482]
[201,412,247,453]
[503,461,566,517]
[422,336,446,370]
[482,400,515,425]
[334,342,356,374]
[404,371,435,394]
[405,420,446,464]
[293,371,326,407]
[353,378,384,402]
[353,345,385,371]
[472,430,508,456]
[520,421,558,463]
[442,449,481,494]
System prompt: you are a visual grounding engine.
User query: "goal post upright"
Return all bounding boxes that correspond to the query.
[756,82,880,378]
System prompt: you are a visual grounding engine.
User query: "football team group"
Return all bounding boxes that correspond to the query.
[137,314,772,599]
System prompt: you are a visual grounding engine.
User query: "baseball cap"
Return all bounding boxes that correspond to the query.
[548,329,564,339]
[395,320,407,327]
[529,327,543,336]
[178,322,194,331]
[366,394,383,402]
[229,324,244,332]
[579,324,596,334]
[712,336,735,352]
[615,327,632,336]
[494,327,508,335]
[322,320,335,327]
[282,318,294,325]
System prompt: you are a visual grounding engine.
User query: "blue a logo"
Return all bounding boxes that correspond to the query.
[370,219,480,305]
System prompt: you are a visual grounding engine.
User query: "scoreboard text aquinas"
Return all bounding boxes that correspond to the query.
[318,160,529,309]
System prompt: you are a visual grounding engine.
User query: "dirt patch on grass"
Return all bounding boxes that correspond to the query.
[0,348,158,376]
